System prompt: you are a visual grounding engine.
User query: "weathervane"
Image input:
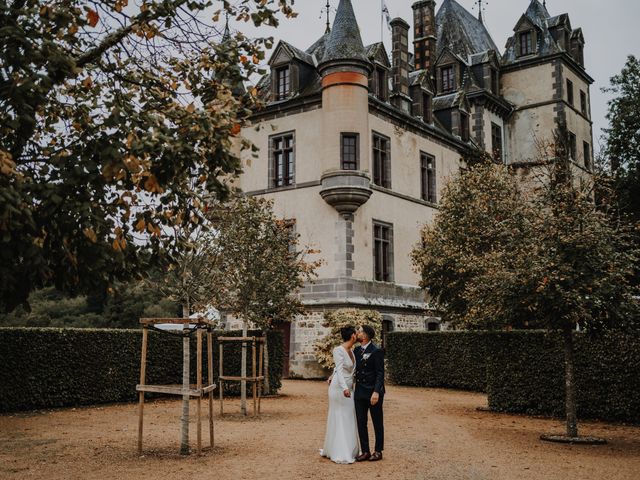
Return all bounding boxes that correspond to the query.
[321,0,332,34]
[475,0,487,23]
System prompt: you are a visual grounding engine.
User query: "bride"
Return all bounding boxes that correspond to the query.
[320,325,359,464]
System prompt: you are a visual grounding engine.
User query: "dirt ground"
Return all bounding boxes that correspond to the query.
[1,380,639,480]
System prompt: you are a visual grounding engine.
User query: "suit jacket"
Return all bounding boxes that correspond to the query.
[354,342,385,400]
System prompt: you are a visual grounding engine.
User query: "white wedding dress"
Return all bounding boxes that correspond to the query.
[320,346,359,464]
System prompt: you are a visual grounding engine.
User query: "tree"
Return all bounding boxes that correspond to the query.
[209,196,320,413]
[314,309,382,370]
[0,0,296,313]
[603,55,640,222]
[412,130,639,441]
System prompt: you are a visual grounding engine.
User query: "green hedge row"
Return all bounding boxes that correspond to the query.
[0,327,283,413]
[386,330,640,423]
[487,331,640,423]
[386,331,489,392]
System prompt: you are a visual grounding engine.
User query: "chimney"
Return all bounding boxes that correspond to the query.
[412,0,437,71]
[390,17,411,113]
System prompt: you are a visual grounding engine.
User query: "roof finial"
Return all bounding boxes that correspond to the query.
[223,11,230,39]
[475,0,486,23]
[322,0,332,34]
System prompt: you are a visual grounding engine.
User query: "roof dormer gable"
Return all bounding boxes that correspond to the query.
[366,42,391,69]
[513,15,540,34]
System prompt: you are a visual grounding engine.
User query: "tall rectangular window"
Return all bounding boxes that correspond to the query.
[567,79,574,105]
[519,31,534,56]
[276,66,290,100]
[441,66,455,93]
[568,131,577,160]
[341,133,359,170]
[372,133,391,188]
[460,112,469,142]
[375,68,387,101]
[491,68,499,95]
[491,123,503,162]
[271,133,295,188]
[373,222,393,283]
[423,93,432,123]
[583,141,591,169]
[580,90,587,115]
[421,153,436,203]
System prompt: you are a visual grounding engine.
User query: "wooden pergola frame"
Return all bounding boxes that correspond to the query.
[136,317,216,455]
[218,336,265,417]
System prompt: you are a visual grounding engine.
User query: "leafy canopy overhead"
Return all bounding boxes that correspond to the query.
[0,0,296,312]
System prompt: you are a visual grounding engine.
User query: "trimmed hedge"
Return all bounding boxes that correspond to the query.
[387,330,640,424]
[386,331,489,392]
[0,327,283,413]
[487,331,640,423]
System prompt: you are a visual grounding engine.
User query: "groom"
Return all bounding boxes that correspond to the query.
[354,325,385,462]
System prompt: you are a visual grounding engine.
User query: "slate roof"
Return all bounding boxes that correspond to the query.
[436,0,500,60]
[320,0,369,66]
[279,41,316,67]
[502,0,563,65]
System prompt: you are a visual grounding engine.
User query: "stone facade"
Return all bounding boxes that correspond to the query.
[231,0,593,378]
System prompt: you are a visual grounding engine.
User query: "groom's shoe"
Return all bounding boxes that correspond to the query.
[355,453,371,462]
[369,452,383,462]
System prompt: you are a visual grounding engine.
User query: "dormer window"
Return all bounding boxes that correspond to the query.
[373,67,388,101]
[276,66,290,100]
[441,66,455,93]
[518,30,534,56]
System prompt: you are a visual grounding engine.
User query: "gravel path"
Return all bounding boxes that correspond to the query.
[1,380,639,480]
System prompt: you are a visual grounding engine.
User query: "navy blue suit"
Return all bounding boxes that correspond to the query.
[354,342,385,453]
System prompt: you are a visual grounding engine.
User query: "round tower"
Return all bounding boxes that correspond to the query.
[317,0,373,218]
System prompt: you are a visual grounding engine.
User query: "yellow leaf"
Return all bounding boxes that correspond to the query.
[83,228,98,243]
[135,218,146,232]
[82,76,92,89]
[186,103,195,114]
[112,239,121,251]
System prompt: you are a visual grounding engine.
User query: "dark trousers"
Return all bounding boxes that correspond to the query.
[354,394,384,453]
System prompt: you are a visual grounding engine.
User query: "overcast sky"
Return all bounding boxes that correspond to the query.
[238,0,640,153]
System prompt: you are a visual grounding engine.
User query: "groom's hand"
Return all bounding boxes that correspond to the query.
[370,392,379,406]
[343,389,351,398]
[326,375,333,385]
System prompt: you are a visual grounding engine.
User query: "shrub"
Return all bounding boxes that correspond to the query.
[314,309,382,369]
[386,331,488,392]
[487,331,640,423]
[386,330,640,424]
[0,327,283,412]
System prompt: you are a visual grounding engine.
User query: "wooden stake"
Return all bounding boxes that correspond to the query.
[137,326,148,455]
[207,330,214,448]
[196,328,202,455]
[258,343,264,414]
[219,342,224,416]
[252,338,257,417]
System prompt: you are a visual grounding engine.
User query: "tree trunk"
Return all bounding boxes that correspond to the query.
[240,321,247,416]
[180,303,190,455]
[563,326,579,438]
[263,329,270,395]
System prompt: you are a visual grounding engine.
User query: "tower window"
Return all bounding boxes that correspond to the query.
[568,131,577,160]
[341,133,359,170]
[421,152,436,204]
[583,141,591,170]
[491,123,503,162]
[567,79,574,106]
[580,90,587,115]
[518,31,534,56]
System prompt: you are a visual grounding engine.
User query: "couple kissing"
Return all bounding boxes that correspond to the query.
[320,325,385,464]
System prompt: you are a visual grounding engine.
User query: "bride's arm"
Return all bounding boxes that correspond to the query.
[332,348,349,392]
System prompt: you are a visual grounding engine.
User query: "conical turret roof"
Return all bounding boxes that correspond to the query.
[320,0,369,66]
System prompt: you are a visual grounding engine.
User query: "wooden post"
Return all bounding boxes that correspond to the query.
[207,330,214,448]
[258,342,264,414]
[137,326,148,455]
[252,338,257,417]
[219,342,224,416]
[196,328,202,455]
